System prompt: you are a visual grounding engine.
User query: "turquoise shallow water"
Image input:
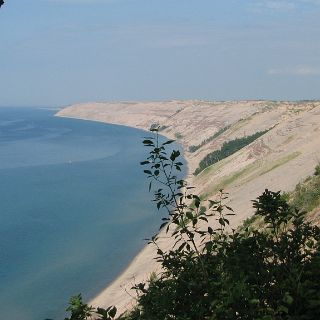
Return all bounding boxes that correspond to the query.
[0,107,166,319]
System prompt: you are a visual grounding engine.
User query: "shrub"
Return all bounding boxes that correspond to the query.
[289,174,320,213]
[61,129,320,320]
[63,294,117,320]
[134,130,320,320]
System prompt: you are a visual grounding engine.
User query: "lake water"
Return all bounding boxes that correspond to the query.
[0,107,168,319]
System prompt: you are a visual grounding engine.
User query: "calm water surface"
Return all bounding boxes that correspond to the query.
[0,107,166,319]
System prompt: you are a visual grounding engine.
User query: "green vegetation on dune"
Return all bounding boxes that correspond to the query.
[188,125,231,153]
[258,152,301,177]
[194,156,233,181]
[62,132,320,320]
[285,165,320,213]
[174,132,183,139]
[194,129,269,175]
[242,164,320,232]
[198,152,301,202]
[199,161,260,200]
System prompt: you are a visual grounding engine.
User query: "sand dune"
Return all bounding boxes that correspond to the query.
[57,100,320,314]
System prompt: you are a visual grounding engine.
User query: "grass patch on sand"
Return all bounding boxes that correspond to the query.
[199,161,260,200]
[198,152,301,201]
[284,167,320,213]
[258,151,301,177]
[195,157,233,180]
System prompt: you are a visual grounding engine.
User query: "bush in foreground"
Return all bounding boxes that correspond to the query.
[62,129,320,320]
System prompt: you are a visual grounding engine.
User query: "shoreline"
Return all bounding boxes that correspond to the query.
[56,100,320,314]
[57,113,192,313]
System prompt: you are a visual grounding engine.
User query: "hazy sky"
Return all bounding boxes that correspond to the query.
[0,0,320,106]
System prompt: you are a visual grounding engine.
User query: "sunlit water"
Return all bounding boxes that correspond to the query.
[0,107,170,319]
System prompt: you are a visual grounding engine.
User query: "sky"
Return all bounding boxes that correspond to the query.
[0,0,320,106]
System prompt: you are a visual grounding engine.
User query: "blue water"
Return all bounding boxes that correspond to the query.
[0,107,166,319]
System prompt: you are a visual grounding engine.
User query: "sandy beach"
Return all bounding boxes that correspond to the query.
[57,100,320,314]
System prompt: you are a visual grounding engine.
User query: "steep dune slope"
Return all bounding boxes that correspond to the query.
[57,100,320,312]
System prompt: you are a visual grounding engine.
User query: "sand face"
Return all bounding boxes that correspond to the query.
[57,100,320,314]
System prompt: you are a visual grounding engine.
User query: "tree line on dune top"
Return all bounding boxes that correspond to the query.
[56,129,319,320]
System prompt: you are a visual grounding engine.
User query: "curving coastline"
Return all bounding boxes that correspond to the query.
[56,100,320,314]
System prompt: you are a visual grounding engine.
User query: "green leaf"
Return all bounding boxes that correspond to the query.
[159,222,168,230]
[178,242,186,252]
[283,293,294,305]
[109,306,117,318]
[205,241,213,252]
[249,299,260,305]
[143,139,154,145]
[277,305,289,314]
[186,211,193,219]
[194,198,200,208]
[162,140,175,145]
[170,150,180,161]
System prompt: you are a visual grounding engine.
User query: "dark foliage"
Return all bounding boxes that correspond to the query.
[63,294,117,320]
[194,129,269,175]
[61,129,320,320]
[189,125,231,153]
[287,172,320,214]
